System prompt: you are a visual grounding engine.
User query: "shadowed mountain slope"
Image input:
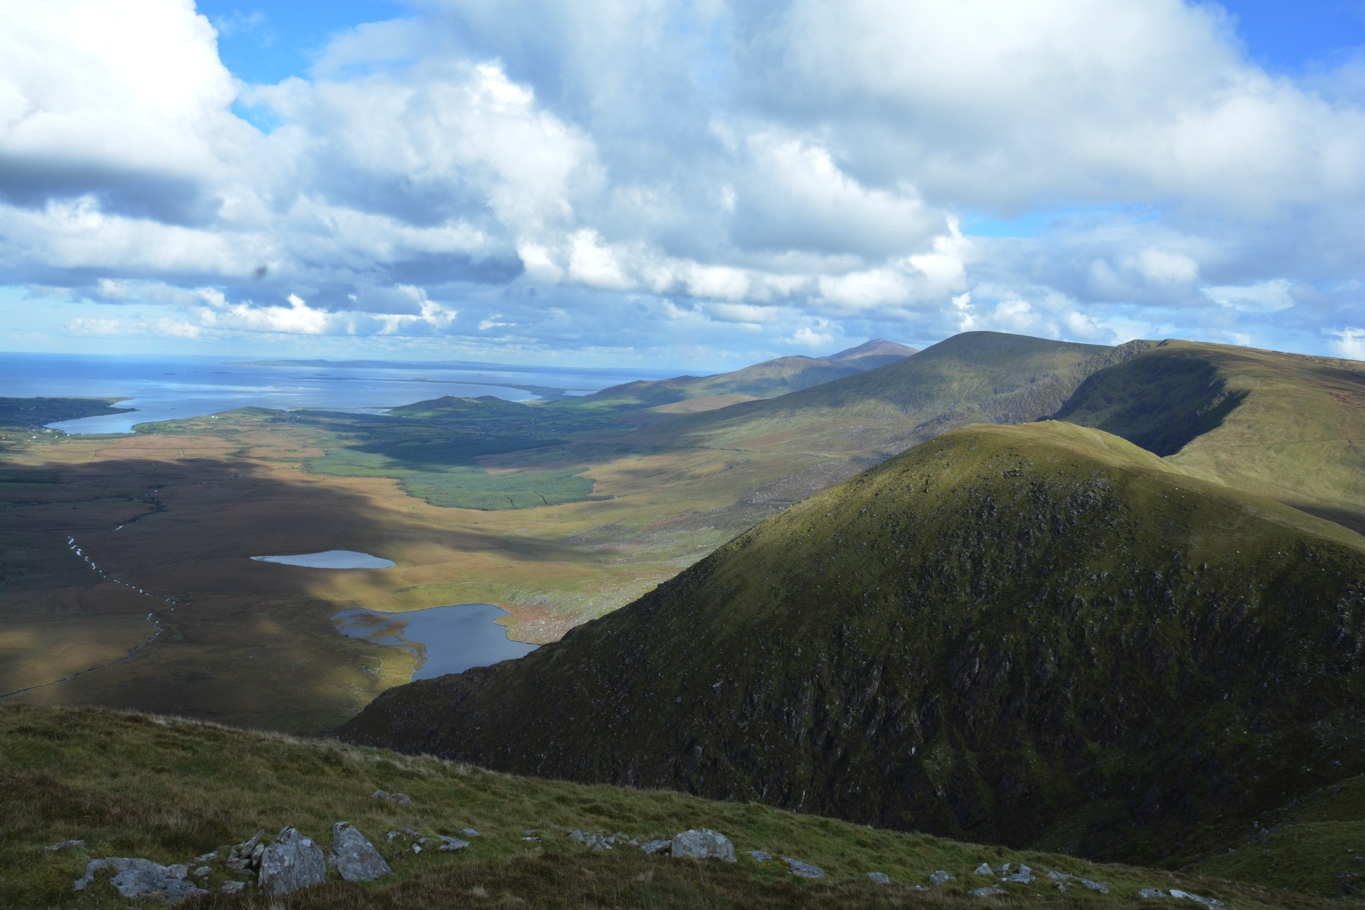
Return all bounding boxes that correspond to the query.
[580,340,917,411]
[1057,340,1365,534]
[340,421,1365,864]
[635,332,1132,456]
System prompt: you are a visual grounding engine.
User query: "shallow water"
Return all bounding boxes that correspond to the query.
[252,550,396,569]
[334,603,538,679]
[0,353,675,434]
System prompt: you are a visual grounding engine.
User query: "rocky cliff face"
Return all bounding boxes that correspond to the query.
[340,422,1365,862]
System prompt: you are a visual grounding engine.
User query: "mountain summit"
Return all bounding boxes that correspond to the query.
[341,421,1365,861]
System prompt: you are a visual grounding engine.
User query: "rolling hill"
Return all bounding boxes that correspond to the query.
[341,421,1365,865]
[1056,339,1365,534]
[632,332,1141,456]
[577,339,916,412]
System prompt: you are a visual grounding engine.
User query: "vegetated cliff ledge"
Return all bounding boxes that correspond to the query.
[340,422,1365,865]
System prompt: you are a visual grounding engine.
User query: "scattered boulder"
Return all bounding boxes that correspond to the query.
[220,881,246,895]
[867,872,891,884]
[436,835,470,853]
[571,830,625,851]
[1082,879,1110,894]
[930,870,953,886]
[1142,889,1168,898]
[1047,871,1073,881]
[460,828,481,838]
[641,839,672,856]
[748,850,772,862]
[971,886,1008,897]
[996,863,1010,875]
[1171,889,1225,908]
[226,831,265,873]
[107,857,209,903]
[332,823,393,882]
[372,789,413,805]
[783,857,825,879]
[974,863,993,875]
[194,850,218,863]
[671,829,736,862]
[192,866,210,878]
[258,827,327,896]
[46,839,85,851]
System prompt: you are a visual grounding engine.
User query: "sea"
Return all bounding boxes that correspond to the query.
[0,352,677,434]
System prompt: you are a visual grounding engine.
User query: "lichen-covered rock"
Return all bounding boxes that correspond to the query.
[102,858,209,903]
[971,886,1008,897]
[974,863,993,875]
[436,835,470,852]
[641,839,672,856]
[748,850,772,862]
[332,823,392,882]
[1082,879,1110,894]
[220,880,246,894]
[670,828,735,862]
[867,872,892,884]
[258,827,327,895]
[930,870,953,886]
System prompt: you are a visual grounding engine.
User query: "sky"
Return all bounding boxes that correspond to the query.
[2,0,1365,370]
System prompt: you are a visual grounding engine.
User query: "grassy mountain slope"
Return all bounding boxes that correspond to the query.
[2,704,1299,910]
[631,332,1126,456]
[579,340,916,410]
[1056,340,1365,534]
[342,421,1365,865]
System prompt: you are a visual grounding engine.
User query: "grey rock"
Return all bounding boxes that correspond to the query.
[192,866,210,878]
[974,863,994,875]
[220,880,246,894]
[332,823,392,882]
[1047,871,1073,881]
[105,858,209,903]
[930,870,953,886]
[194,851,218,863]
[1170,889,1225,909]
[168,864,188,880]
[1019,864,1032,875]
[226,831,264,872]
[641,839,672,856]
[748,850,772,862]
[258,827,327,896]
[73,858,108,891]
[996,863,1010,875]
[47,839,85,851]
[436,835,470,853]
[783,857,826,879]
[391,792,412,805]
[867,872,892,884]
[461,828,481,838]
[1006,872,1035,884]
[1141,889,1168,898]
[671,828,736,862]
[412,843,422,854]
[372,789,388,799]
[971,887,1008,897]
[1082,879,1110,894]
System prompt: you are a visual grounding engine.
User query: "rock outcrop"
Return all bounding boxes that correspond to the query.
[258,827,327,896]
[332,823,392,882]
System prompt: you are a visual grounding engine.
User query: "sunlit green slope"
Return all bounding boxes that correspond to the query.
[1056,339,1365,534]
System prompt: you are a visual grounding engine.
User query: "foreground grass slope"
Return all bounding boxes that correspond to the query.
[0,704,1341,909]
[1056,340,1365,534]
[343,421,1365,865]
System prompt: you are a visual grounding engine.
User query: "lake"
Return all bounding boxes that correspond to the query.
[334,603,538,680]
[0,352,677,434]
[252,550,396,569]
